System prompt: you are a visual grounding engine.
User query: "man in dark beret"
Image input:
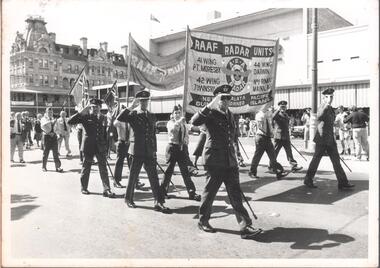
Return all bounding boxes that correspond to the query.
[117,90,170,213]
[269,100,302,172]
[68,98,115,198]
[191,84,262,239]
[304,88,355,190]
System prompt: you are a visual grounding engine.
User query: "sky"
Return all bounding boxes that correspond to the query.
[3,0,375,56]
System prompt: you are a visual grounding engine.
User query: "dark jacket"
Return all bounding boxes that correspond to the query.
[272,109,290,140]
[116,108,157,158]
[343,111,369,129]
[191,106,238,168]
[68,113,108,155]
[313,103,336,145]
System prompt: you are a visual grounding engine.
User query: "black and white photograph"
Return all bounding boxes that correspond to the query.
[2,0,379,267]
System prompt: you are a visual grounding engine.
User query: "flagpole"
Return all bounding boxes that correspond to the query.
[126,33,132,106]
[182,25,190,116]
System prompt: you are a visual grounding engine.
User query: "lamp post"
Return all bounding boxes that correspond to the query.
[308,8,318,152]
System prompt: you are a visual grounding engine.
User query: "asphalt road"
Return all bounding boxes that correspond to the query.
[4,132,374,266]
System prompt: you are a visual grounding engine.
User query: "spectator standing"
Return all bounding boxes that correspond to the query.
[34,113,43,148]
[10,112,25,163]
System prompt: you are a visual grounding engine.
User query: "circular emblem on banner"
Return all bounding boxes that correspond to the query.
[226,57,248,93]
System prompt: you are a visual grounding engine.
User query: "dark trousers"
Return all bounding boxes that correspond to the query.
[80,150,111,192]
[42,134,61,169]
[125,155,164,204]
[199,166,252,230]
[269,139,297,168]
[77,129,83,162]
[161,144,196,196]
[305,143,349,186]
[250,135,284,174]
[114,141,130,182]
[27,130,33,145]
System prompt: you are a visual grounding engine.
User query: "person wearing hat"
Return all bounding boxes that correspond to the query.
[249,106,288,179]
[268,100,302,172]
[191,84,262,239]
[301,107,311,149]
[160,105,201,201]
[304,88,355,190]
[334,105,351,155]
[117,90,170,213]
[67,98,115,198]
[40,107,63,172]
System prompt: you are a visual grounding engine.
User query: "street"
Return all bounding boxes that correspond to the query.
[4,132,371,265]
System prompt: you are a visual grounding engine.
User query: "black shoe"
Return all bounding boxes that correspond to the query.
[338,183,355,190]
[154,203,171,214]
[125,200,137,208]
[198,222,216,233]
[241,225,263,239]
[304,178,317,188]
[340,150,345,155]
[276,171,288,179]
[248,171,259,179]
[113,181,124,188]
[42,167,47,172]
[56,168,63,173]
[291,165,302,172]
[189,193,201,201]
[239,161,246,167]
[20,160,25,163]
[347,148,351,155]
[81,189,90,195]
[103,190,115,198]
[135,181,145,190]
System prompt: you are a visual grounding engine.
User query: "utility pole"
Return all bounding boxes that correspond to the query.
[308,8,318,152]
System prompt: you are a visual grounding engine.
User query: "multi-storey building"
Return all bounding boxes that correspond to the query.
[10,16,128,116]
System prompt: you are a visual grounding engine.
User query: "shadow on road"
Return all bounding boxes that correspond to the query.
[11,205,40,221]
[11,194,37,204]
[253,227,355,250]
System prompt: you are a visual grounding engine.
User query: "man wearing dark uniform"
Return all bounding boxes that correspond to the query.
[191,84,262,239]
[41,107,63,172]
[269,101,302,172]
[67,98,115,198]
[249,107,288,179]
[303,88,355,190]
[160,105,201,201]
[117,90,170,213]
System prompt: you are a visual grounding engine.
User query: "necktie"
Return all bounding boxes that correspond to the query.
[17,120,21,133]
[178,123,183,145]
[50,118,53,133]
[63,119,67,131]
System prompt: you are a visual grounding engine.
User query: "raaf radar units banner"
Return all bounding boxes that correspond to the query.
[185,30,279,114]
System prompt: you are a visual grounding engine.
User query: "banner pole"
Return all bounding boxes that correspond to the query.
[182,26,190,115]
[126,33,132,106]
[271,39,280,107]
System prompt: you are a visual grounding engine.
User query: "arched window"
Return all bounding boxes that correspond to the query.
[39,47,48,53]
[62,77,69,89]
[70,78,76,87]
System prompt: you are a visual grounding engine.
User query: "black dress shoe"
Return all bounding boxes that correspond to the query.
[198,222,216,233]
[276,171,288,179]
[291,165,302,172]
[125,200,137,208]
[135,181,145,190]
[304,178,317,188]
[189,193,201,201]
[113,181,124,188]
[56,167,63,173]
[103,190,115,198]
[248,171,259,179]
[42,167,48,172]
[338,183,355,190]
[241,225,263,239]
[81,189,90,195]
[20,160,25,163]
[154,203,171,214]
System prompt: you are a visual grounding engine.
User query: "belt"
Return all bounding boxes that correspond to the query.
[15,133,22,135]
[118,140,126,142]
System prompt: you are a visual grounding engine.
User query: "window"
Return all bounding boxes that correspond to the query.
[39,75,43,85]
[44,75,49,86]
[54,76,58,86]
[75,65,79,73]
[120,71,123,78]
[91,66,95,75]
[43,59,48,68]
[98,80,101,85]
[39,59,43,68]
[68,64,72,72]
[97,66,100,75]
[29,58,33,68]
[92,80,95,86]
[54,61,58,70]
[30,75,34,83]
[102,67,105,75]
[114,70,118,78]
[108,68,111,77]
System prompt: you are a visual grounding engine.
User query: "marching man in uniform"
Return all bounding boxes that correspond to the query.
[269,100,302,172]
[67,98,115,198]
[191,84,262,239]
[117,90,170,213]
[303,88,355,190]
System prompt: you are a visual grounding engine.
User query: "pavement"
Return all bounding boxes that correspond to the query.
[3,131,374,266]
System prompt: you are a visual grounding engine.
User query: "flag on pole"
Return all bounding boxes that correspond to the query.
[69,64,88,110]
[104,80,118,109]
[150,14,160,23]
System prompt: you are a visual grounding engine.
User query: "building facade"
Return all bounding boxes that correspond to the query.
[147,8,370,116]
[10,16,128,116]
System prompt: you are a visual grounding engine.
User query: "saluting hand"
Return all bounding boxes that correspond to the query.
[128,98,140,110]
[80,104,91,115]
[207,94,221,110]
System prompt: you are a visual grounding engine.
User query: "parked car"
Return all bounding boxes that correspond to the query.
[155,121,168,133]
[290,125,304,138]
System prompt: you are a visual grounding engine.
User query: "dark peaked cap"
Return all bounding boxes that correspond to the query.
[135,90,150,99]
[89,98,103,106]
[278,100,288,106]
[322,88,335,95]
[213,84,232,96]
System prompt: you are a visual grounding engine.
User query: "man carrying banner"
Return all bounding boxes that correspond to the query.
[117,90,170,213]
[268,101,302,172]
[303,88,355,190]
[67,98,115,198]
[191,84,262,239]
